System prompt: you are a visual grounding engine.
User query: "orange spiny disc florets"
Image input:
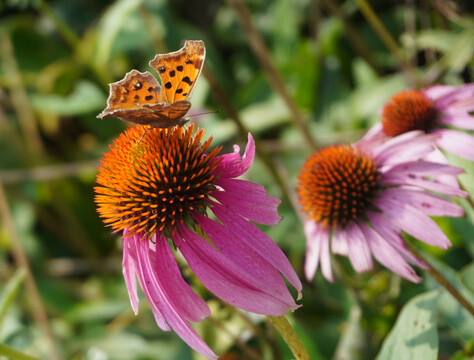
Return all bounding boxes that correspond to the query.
[382,90,437,136]
[297,145,380,229]
[94,124,222,238]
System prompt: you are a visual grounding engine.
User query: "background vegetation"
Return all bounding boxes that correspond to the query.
[0,0,473,359]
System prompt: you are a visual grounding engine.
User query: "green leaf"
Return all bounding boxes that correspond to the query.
[376,291,439,360]
[31,81,106,116]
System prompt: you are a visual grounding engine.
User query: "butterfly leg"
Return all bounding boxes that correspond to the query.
[134,127,153,147]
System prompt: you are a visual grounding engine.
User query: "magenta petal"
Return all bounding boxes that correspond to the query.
[154,234,210,322]
[423,85,456,101]
[304,220,323,281]
[374,197,452,249]
[331,227,348,255]
[123,235,139,315]
[346,222,373,273]
[176,225,298,316]
[438,112,474,130]
[366,211,426,268]
[212,178,281,225]
[433,129,474,160]
[423,148,460,188]
[213,133,255,179]
[209,201,302,291]
[432,84,474,110]
[135,239,218,359]
[371,131,438,165]
[359,223,421,283]
[194,212,295,305]
[379,188,464,217]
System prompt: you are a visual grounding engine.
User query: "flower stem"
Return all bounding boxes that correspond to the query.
[268,315,311,360]
[0,343,44,360]
[405,242,474,317]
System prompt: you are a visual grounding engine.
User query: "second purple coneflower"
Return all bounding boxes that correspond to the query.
[297,131,466,283]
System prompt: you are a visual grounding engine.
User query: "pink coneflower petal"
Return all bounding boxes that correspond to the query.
[331,227,349,256]
[135,238,218,359]
[212,178,282,225]
[176,225,297,315]
[154,234,210,322]
[360,223,421,283]
[380,188,464,217]
[304,220,325,281]
[432,129,474,160]
[319,230,333,282]
[346,222,373,273]
[122,235,139,315]
[371,132,437,165]
[213,133,255,179]
[423,85,456,100]
[374,197,452,249]
[430,83,474,110]
[366,211,426,268]
[424,148,460,188]
[438,111,474,130]
[194,212,295,305]
[211,201,302,291]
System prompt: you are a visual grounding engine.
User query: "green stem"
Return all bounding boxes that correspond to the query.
[0,343,44,360]
[268,315,311,360]
[405,242,474,317]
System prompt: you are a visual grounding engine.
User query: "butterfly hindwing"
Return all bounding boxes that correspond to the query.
[149,40,205,104]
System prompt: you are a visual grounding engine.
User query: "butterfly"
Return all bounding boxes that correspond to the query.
[97,40,206,131]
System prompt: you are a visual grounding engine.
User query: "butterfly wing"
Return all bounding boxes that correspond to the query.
[149,40,206,104]
[97,70,164,120]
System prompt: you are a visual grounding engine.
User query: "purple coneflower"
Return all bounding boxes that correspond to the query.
[95,124,301,359]
[296,131,466,283]
[366,84,474,162]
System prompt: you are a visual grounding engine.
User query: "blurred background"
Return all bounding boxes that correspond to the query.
[0,0,473,359]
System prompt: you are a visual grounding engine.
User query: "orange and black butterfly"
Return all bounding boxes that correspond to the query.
[97,40,205,129]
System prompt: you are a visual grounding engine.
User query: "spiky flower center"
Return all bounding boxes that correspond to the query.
[95,125,222,238]
[382,90,437,136]
[297,145,380,229]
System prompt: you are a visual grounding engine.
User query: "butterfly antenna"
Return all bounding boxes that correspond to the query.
[190,110,220,118]
[135,127,152,147]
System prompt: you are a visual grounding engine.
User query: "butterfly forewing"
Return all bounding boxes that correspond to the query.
[149,40,206,104]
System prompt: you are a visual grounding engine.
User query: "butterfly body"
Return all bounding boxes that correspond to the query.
[97,40,205,129]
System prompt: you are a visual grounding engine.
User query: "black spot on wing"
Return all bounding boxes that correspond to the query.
[176,89,183,94]
[185,59,193,64]
[158,67,166,73]
[145,95,153,101]
[147,87,154,92]
[169,70,175,77]
[124,89,129,94]
[182,93,188,97]
[177,65,183,71]
[165,82,172,89]
[182,76,193,85]
[134,82,142,90]
[134,95,139,100]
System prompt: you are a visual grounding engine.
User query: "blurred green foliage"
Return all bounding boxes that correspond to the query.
[0,0,473,359]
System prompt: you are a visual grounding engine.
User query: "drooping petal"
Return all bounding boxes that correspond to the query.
[331,226,349,256]
[423,148,460,188]
[209,201,302,291]
[366,211,426,268]
[154,234,210,323]
[319,228,333,282]
[212,178,281,225]
[213,133,255,179]
[432,128,474,160]
[379,188,464,217]
[194,212,295,305]
[176,225,298,316]
[304,220,324,281]
[359,223,421,282]
[346,222,373,273]
[135,238,218,359]
[373,197,452,249]
[122,235,139,315]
